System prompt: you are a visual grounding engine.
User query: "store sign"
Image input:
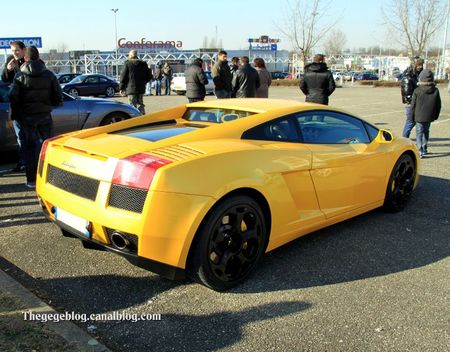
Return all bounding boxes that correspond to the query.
[118,38,183,49]
[0,37,42,49]
[249,43,278,51]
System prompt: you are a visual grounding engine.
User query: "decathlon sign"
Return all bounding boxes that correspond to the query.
[0,37,42,49]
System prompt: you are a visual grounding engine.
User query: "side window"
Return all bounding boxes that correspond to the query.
[99,77,108,83]
[296,112,370,144]
[364,122,379,142]
[86,76,98,84]
[242,116,299,142]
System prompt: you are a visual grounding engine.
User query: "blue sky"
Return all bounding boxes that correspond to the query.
[0,0,444,52]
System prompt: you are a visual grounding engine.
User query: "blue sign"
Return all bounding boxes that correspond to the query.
[249,43,278,51]
[0,37,42,49]
[271,44,277,51]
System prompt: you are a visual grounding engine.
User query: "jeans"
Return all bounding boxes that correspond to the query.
[402,104,416,138]
[163,77,171,95]
[22,114,53,182]
[155,80,162,95]
[12,119,26,166]
[215,89,231,99]
[416,122,431,154]
[145,81,152,95]
[128,94,145,114]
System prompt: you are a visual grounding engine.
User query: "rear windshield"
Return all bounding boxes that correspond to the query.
[183,108,255,124]
[113,124,195,142]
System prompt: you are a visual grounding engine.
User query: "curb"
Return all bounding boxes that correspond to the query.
[0,269,111,352]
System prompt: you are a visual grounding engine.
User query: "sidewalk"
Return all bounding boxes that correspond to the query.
[0,269,110,352]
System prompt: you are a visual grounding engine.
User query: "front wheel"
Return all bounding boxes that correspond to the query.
[68,88,79,97]
[188,195,267,291]
[100,112,128,125]
[105,86,116,97]
[383,154,416,212]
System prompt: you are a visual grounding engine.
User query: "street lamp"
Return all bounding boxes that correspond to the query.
[111,8,119,78]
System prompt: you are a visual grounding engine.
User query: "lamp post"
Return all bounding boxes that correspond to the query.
[111,8,119,78]
[441,0,450,79]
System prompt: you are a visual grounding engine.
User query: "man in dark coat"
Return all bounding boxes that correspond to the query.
[212,50,233,98]
[299,54,335,105]
[153,62,163,96]
[9,46,63,188]
[232,56,260,98]
[2,40,26,171]
[410,69,441,158]
[120,50,152,114]
[185,58,209,103]
[400,57,424,138]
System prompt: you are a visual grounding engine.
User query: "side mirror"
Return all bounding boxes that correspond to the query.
[375,129,394,143]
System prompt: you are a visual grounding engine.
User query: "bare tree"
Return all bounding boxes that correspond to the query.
[46,43,68,73]
[381,0,445,57]
[276,0,340,67]
[323,29,347,57]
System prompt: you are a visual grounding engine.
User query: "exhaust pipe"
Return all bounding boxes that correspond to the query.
[110,231,130,250]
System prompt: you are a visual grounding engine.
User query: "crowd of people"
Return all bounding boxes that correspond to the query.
[1,42,443,188]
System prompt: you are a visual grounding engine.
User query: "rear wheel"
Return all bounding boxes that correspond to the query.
[68,88,79,97]
[100,112,128,125]
[188,195,267,291]
[383,154,416,212]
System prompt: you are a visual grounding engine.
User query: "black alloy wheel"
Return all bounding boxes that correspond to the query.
[100,112,128,125]
[68,88,79,97]
[105,86,116,97]
[188,195,267,291]
[383,154,416,212]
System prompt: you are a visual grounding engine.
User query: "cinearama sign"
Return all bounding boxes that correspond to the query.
[0,37,42,49]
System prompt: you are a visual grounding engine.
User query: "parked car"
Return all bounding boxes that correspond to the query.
[56,73,81,84]
[0,82,141,151]
[170,71,214,95]
[271,71,290,80]
[354,72,379,81]
[36,98,419,291]
[62,74,119,97]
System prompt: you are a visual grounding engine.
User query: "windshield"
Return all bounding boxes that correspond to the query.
[69,75,87,84]
[183,108,256,124]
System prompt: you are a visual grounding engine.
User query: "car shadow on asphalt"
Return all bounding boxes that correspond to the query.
[232,175,450,294]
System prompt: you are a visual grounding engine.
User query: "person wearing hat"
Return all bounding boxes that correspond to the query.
[184,58,209,103]
[410,69,441,158]
[400,57,424,138]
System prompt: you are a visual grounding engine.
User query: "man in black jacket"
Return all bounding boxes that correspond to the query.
[212,50,232,98]
[185,58,209,103]
[2,40,26,171]
[9,46,63,188]
[232,56,260,98]
[299,54,335,105]
[400,57,424,138]
[120,50,152,114]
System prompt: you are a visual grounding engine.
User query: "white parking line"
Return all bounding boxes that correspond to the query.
[361,110,404,118]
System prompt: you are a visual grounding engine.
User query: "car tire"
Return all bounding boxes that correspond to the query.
[100,112,129,125]
[383,154,416,212]
[105,86,116,97]
[68,88,79,97]
[187,195,267,291]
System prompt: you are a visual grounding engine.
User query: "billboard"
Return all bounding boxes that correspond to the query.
[0,37,42,49]
[249,43,277,51]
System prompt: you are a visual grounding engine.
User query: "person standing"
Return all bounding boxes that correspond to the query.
[230,57,240,98]
[119,50,152,114]
[401,57,424,138]
[410,69,441,158]
[232,56,260,98]
[254,58,272,98]
[212,50,232,98]
[1,40,26,172]
[299,54,335,105]
[9,46,63,188]
[185,58,209,103]
[162,63,173,95]
[154,62,163,96]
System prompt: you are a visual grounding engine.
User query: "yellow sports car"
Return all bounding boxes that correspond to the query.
[36,99,419,291]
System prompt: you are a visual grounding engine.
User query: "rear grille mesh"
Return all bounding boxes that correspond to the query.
[108,184,147,213]
[150,144,205,161]
[46,164,99,201]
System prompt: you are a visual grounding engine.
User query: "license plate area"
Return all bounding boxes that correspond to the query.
[55,207,91,238]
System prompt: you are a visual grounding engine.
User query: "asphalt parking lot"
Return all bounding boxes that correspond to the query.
[1,85,449,351]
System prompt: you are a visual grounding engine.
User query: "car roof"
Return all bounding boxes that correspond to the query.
[186,98,327,114]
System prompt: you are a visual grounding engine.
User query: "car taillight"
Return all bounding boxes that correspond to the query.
[40,136,64,161]
[112,153,172,190]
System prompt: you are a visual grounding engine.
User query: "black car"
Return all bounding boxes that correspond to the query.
[62,74,119,97]
[56,73,81,84]
[271,71,290,80]
[354,72,379,81]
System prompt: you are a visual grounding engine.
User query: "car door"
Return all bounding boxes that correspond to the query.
[51,93,80,135]
[98,76,110,95]
[84,76,99,95]
[0,84,17,150]
[295,111,387,218]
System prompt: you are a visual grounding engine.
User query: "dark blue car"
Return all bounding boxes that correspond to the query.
[62,74,119,97]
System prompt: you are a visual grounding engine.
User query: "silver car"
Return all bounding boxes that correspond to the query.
[0,82,141,151]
